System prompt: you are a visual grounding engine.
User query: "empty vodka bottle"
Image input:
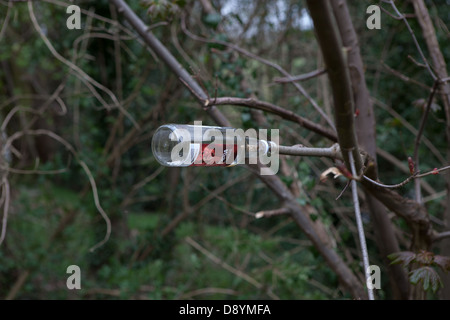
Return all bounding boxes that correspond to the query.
[151,124,271,167]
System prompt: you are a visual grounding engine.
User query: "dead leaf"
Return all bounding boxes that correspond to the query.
[320,167,343,182]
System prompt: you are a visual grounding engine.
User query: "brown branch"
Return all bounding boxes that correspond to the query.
[109,0,230,127]
[382,62,431,90]
[432,231,450,243]
[5,270,30,300]
[208,97,337,141]
[412,80,440,203]
[331,0,410,299]
[306,0,363,174]
[274,68,327,83]
[361,179,432,250]
[277,144,342,159]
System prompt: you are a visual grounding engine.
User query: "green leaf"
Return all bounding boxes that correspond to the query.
[409,267,443,293]
[388,251,416,267]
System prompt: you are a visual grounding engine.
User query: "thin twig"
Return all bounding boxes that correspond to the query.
[383,0,437,80]
[274,68,327,83]
[121,166,165,208]
[362,164,450,189]
[185,236,280,300]
[0,0,12,42]
[432,231,450,243]
[3,129,111,251]
[27,1,139,129]
[180,14,336,132]
[382,62,431,90]
[79,161,111,253]
[413,80,440,203]
[413,81,440,162]
[5,270,30,300]
[374,98,445,165]
[336,180,350,200]
[348,151,374,300]
[0,178,10,246]
[209,97,337,141]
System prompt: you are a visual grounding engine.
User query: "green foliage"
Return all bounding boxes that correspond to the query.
[389,250,450,294]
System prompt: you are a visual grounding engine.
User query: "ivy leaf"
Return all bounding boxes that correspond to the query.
[409,267,443,293]
[433,255,450,273]
[388,251,416,267]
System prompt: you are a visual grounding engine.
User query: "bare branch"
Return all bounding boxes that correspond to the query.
[209,97,337,141]
[27,1,139,129]
[363,165,450,189]
[348,151,374,300]
[109,0,230,127]
[274,69,327,83]
[413,81,440,163]
[0,178,10,246]
[432,231,450,243]
[306,0,363,174]
[277,144,342,160]
[412,80,440,203]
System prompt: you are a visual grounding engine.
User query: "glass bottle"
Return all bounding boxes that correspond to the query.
[151,124,271,167]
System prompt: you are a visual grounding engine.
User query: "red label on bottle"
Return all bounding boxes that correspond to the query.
[191,144,238,167]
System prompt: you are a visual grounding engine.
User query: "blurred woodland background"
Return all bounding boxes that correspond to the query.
[0,0,450,300]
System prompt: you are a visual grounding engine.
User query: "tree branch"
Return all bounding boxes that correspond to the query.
[274,68,327,83]
[432,231,450,243]
[277,144,342,160]
[306,0,363,175]
[208,97,337,141]
[108,0,231,127]
[348,151,374,300]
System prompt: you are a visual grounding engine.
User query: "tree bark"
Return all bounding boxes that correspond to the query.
[330,0,409,299]
[306,0,363,174]
[411,0,450,299]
